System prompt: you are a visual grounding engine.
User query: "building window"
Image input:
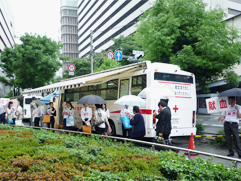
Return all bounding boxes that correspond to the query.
[198,97,208,108]
[229,0,241,4]
[228,8,241,15]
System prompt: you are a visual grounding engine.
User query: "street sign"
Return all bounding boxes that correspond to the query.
[106,51,114,60]
[68,64,75,76]
[115,51,123,61]
[133,50,144,57]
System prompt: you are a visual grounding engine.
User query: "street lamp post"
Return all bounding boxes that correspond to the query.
[90,30,94,73]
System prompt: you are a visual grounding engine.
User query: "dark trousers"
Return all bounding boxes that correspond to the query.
[224,122,241,156]
[0,113,5,124]
[47,116,55,128]
[63,118,72,130]
[34,117,40,127]
[122,125,132,138]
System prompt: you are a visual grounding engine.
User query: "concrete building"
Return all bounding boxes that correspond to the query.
[60,0,79,71]
[204,0,241,19]
[0,0,15,97]
[77,0,155,57]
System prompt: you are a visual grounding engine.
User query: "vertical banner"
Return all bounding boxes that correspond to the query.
[206,97,229,114]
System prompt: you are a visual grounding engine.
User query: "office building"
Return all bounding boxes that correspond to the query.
[60,0,79,70]
[204,0,241,19]
[77,0,155,57]
[0,0,15,97]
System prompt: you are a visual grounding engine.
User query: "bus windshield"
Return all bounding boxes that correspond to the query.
[25,98,40,104]
[154,72,193,84]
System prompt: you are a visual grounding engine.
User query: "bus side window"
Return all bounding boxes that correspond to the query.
[119,79,130,98]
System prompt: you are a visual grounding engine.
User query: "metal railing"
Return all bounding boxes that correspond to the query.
[12,125,241,168]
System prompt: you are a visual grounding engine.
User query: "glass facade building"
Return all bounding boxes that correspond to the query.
[60,0,79,70]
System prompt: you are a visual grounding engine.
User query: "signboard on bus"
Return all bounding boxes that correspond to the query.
[205,97,229,114]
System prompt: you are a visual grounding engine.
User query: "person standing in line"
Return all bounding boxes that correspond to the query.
[7,101,16,125]
[120,105,134,138]
[128,106,146,140]
[102,104,111,134]
[0,105,6,124]
[218,97,241,158]
[80,104,92,127]
[62,101,74,130]
[93,104,112,135]
[154,101,172,143]
[32,103,40,127]
[47,102,56,128]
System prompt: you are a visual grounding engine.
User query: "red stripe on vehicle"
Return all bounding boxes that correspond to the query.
[110,109,152,115]
[110,110,121,114]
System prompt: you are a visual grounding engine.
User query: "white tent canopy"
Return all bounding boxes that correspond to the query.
[22,61,147,95]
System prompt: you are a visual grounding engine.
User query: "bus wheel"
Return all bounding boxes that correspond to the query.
[108,119,116,136]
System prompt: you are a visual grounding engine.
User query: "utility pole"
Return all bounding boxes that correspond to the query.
[90,30,94,73]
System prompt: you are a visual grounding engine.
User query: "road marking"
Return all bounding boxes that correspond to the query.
[202,123,241,129]
[203,124,223,127]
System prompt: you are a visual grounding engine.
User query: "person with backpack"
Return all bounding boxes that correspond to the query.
[93,104,112,135]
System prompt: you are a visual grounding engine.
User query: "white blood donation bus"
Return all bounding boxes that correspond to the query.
[22,61,197,137]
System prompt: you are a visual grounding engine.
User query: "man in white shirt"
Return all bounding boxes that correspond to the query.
[120,105,134,138]
[80,104,92,126]
[218,97,241,158]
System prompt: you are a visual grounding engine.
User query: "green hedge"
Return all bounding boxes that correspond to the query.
[0,124,240,180]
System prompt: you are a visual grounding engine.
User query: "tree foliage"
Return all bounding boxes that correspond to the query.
[95,58,121,72]
[0,33,62,90]
[109,35,144,66]
[62,57,91,79]
[135,0,241,92]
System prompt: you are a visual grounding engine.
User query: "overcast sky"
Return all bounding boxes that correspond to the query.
[9,0,60,44]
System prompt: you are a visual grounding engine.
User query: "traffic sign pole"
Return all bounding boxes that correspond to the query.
[90,30,94,73]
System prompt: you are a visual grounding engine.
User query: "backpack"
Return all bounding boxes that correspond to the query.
[93,109,105,127]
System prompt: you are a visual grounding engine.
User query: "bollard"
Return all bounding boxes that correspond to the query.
[235,161,238,168]
[188,151,191,159]
[152,144,155,152]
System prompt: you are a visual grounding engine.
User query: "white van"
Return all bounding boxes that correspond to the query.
[22,96,42,121]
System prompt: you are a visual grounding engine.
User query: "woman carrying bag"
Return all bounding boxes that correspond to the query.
[93,104,111,135]
[80,104,92,133]
[62,101,74,130]
[46,102,56,128]
[7,101,16,125]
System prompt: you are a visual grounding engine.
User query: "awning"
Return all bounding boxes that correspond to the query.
[22,61,147,95]
[40,90,60,104]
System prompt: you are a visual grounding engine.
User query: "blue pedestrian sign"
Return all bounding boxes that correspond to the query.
[115,51,123,61]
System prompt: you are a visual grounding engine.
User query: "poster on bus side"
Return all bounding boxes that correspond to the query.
[205,97,229,114]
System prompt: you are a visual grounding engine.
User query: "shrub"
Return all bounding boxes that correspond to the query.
[0,126,241,180]
[215,128,241,147]
[196,121,205,135]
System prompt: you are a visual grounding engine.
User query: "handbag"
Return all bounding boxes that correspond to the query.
[93,110,105,127]
[8,119,13,124]
[121,115,132,129]
[42,115,50,123]
[83,125,91,133]
[66,116,75,127]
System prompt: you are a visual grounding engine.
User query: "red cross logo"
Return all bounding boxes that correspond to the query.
[173,105,179,113]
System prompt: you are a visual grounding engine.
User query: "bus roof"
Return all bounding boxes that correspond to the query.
[22,61,148,95]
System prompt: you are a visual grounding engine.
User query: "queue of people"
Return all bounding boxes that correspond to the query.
[1,98,172,144]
